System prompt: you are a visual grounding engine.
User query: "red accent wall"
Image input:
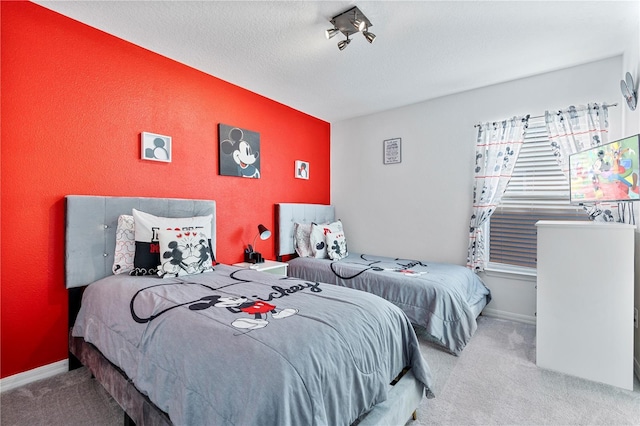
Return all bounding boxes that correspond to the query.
[1,2,330,378]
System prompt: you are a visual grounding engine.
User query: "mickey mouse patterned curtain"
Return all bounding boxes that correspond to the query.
[546,103,614,220]
[467,116,529,271]
[545,103,610,178]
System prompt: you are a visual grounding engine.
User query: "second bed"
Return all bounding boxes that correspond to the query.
[276,203,491,355]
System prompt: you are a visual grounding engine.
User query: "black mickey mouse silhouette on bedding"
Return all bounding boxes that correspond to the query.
[129,277,322,331]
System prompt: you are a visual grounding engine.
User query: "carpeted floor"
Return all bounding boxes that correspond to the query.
[1,364,122,425]
[2,316,639,425]
[415,317,640,425]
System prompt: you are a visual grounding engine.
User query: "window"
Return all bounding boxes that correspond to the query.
[488,116,589,270]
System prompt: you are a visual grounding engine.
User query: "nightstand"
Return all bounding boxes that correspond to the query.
[233,260,289,276]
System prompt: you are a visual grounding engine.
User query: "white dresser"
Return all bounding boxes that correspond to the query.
[536,220,634,390]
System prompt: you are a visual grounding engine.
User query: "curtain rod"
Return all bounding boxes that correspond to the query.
[473,103,618,128]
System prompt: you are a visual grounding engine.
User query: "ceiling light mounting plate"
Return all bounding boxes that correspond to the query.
[330,6,372,39]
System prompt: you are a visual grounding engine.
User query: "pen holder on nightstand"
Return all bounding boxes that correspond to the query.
[244,249,264,264]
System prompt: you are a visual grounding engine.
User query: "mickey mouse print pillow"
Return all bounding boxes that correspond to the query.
[156,228,214,277]
[130,209,214,276]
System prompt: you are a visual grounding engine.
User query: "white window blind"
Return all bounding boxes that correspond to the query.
[488,116,589,269]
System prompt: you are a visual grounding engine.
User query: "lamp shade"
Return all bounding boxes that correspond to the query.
[363,30,376,44]
[337,37,351,50]
[325,27,340,39]
[353,19,366,32]
[257,224,271,240]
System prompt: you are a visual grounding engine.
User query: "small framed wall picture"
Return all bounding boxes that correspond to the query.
[383,138,402,165]
[295,160,309,179]
[141,132,172,162]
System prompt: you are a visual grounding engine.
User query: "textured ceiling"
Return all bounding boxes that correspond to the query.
[34,1,639,123]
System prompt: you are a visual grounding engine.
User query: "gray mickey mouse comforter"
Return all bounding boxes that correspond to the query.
[287,253,492,355]
[72,264,433,426]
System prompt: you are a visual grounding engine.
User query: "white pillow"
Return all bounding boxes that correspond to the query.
[310,220,343,259]
[130,209,213,276]
[325,227,348,260]
[112,214,135,274]
[293,222,314,257]
[157,228,214,278]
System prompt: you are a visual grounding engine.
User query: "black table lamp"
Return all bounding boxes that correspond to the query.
[244,224,271,263]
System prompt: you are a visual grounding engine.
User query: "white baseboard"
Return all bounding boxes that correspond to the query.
[482,308,537,325]
[0,359,69,393]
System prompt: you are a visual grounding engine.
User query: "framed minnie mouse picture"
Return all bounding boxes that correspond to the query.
[295,160,309,179]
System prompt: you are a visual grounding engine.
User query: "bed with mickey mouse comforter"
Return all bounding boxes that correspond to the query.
[72,264,433,426]
[287,254,491,355]
[276,203,491,356]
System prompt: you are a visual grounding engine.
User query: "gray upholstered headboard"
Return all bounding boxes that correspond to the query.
[275,203,335,258]
[65,195,216,289]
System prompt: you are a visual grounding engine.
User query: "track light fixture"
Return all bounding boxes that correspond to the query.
[325,6,375,51]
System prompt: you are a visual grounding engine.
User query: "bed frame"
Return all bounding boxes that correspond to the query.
[66,196,423,426]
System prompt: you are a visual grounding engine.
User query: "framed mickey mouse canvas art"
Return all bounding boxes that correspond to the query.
[218,124,261,178]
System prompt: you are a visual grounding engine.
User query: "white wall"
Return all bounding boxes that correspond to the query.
[331,55,626,323]
[625,4,640,380]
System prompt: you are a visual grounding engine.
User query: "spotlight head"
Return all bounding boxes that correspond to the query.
[353,19,366,32]
[337,37,351,51]
[363,30,376,44]
[325,27,340,39]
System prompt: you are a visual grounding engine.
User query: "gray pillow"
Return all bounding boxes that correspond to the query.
[293,222,314,257]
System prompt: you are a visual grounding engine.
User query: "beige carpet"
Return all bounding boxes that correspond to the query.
[1,364,122,425]
[416,317,640,425]
[2,316,639,425]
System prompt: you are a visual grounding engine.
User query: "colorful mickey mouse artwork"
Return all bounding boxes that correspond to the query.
[219,124,261,178]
